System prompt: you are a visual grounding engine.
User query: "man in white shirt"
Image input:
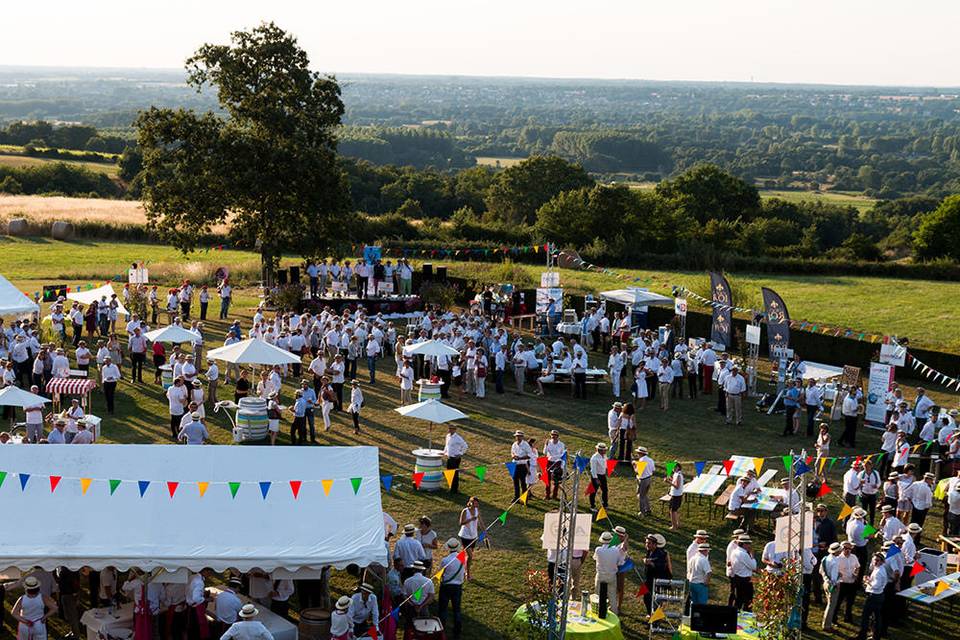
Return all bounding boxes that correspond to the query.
[838,388,861,447]
[588,442,609,510]
[635,445,655,516]
[700,343,717,394]
[511,430,535,500]
[909,471,935,527]
[128,328,147,383]
[543,430,567,500]
[24,387,45,443]
[820,542,843,631]
[687,543,712,605]
[723,365,747,425]
[402,561,434,620]
[166,377,189,440]
[657,359,674,411]
[912,387,934,428]
[348,583,380,638]
[221,603,274,640]
[842,461,863,517]
[214,578,244,633]
[729,535,757,611]
[857,554,888,640]
[442,424,468,494]
[398,359,414,406]
[394,524,427,580]
[436,538,465,638]
[47,419,67,444]
[593,531,624,614]
[100,356,121,414]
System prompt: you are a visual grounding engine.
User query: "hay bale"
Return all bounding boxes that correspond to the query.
[51,220,75,240]
[6,218,28,236]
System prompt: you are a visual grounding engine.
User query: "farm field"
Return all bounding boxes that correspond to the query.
[0,194,145,224]
[1,242,956,640]
[759,189,879,213]
[474,156,526,168]
[0,151,120,176]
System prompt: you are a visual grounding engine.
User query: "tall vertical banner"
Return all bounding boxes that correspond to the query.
[709,271,732,347]
[865,362,895,429]
[761,287,791,357]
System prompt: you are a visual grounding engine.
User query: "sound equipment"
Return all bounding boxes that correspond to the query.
[436,265,447,281]
[690,604,737,635]
[422,263,433,280]
[289,266,300,282]
[276,270,288,285]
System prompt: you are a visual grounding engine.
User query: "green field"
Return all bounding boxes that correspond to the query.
[759,189,879,213]
[2,239,955,640]
[0,147,119,176]
[474,156,526,168]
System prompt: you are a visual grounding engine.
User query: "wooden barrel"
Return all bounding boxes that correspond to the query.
[417,380,442,402]
[160,365,173,389]
[298,608,331,640]
[236,397,269,441]
[412,448,444,491]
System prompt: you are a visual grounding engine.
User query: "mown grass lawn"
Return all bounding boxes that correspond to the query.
[1,243,957,640]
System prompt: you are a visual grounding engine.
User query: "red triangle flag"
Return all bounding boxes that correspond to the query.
[806,456,813,465]
[585,481,596,495]
[606,459,618,476]
[722,460,734,475]
[817,483,832,497]
[910,561,925,577]
[456,550,467,564]
[636,583,649,598]
[289,480,302,499]
[49,476,61,492]
[367,626,378,639]
[538,456,549,475]
[167,481,179,498]
[413,472,425,489]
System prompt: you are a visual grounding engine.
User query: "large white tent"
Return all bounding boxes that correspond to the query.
[0,274,39,316]
[599,288,673,307]
[144,324,202,344]
[402,339,460,358]
[67,284,128,316]
[0,444,386,572]
[206,338,301,366]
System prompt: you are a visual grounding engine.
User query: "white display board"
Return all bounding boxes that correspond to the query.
[745,324,761,346]
[774,511,814,553]
[536,287,563,314]
[542,512,592,550]
[331,281,347,292]
[865,362,895,428]
[377,281,394,294]
[880,343,907,367]
[540,271,560,288]
[674,297,687,317]
[128,268,149,284]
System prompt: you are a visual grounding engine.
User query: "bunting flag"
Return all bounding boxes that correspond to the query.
[618,558,635,574]
[259,481,271,499]
[585,481,597,496]
[412,473,425,489]
[595,506,609,522]
[497,511,508,525]
[885,545,901,559]
[229,482,241,498]
[80,478,92,495]
[537,456,549,479]
[635,461,648,478]
[519,490,530,506]
[167,482,179,498]
[109,479,121,495]
[382,475,393,492]
[694,461,706,476]
[197,481,209,498]
[289,481,302,499]
[606,459,618,476]
[574,455,589,473]
[0,471,5,488]
[910,562,925,577]
[19,473,30,491]
[138,480,150,497]
[721,460,734,475]
[367,627,378,640]
[934,580,950,596]
[49,476,61,492]
[838,503,853,520]
[818,457,827,474]
[505,462,518,478]
[862,523,878,538]
[782,455,793,472]
[413,587,423,601]
[665,461,677,477]
[475,466,487,483]
[608,533,621,547]
[905,353,960,391]
[456,550,467,564]
[443,470,457,489]
[322,479,334,496]
[477,531,487,544]
[753,458,764,476]
[351,478,362,495]
[817,483,832,497]
[649,607,666,624]
[636,584,649,599]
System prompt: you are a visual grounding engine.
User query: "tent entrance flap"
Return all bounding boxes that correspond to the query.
[0,444,386,572]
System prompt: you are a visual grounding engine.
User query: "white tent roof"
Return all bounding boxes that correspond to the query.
[67,284,128,316]
[395,399,468,424]
[0,444,386,572]
[0,385,50,408]
[802,361,845,382]
[402,340,460,358]
[206,338,301,366]
[144,324,202,344]
[599,288,673,307]
[0,274,39,316]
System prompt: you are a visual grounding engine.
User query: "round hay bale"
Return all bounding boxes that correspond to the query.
[51,221,75,240]
[6,218,28,236]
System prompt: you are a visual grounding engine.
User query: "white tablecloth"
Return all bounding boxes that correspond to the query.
[209,588,298,640]
[81,604,134,640]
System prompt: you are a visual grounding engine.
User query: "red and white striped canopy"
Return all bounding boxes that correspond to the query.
[45,377,97,395]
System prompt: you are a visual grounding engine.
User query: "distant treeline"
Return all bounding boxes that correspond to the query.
[0,120,130,154]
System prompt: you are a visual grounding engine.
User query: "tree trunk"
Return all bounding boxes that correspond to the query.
[261,248,278,288]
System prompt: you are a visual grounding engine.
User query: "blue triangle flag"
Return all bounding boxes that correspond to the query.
[618,557,635,574]
[138,480,150,497]
[794,461,811,476]
[694,461,706,476]
[562,451,568,463]
[390,607,400,622]
[477,530,487,544]
[382,475,393,492]
[19,473,30,490]
[574,455,589,473]
[885,545,901,559]
[259,481,271,499]
[505,462,517,478]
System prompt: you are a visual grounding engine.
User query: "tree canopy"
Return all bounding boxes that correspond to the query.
[484,155,594,226]
[914,195,960,261]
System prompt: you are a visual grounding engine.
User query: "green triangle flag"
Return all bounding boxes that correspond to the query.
[876,453,884,462]
[475,465,487,483]
[498,511,508,525]
[351,478,362,495]
[925,440,934,452]
[828,457,837,470]
[782,455,793,471]
[0,471,6,488]
[665,461,677,477]
[413,587,423,601]
[109,479,121,495]
[229,482,241,498]
[609,533,621,547]
[862,523,878,537]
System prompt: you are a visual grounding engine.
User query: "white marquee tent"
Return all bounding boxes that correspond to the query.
[67,284,128,316]
[0,274,39,316]
[0,444,386,572]
[206,338,301,366]
[599,288,673,307]
[144,324,202,344]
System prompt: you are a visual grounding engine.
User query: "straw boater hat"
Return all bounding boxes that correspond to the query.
[550,430,559,436]
[842,540,854,548]
[653,534,667,548]
[24,576,40,590]
[908,523,923,534]
[613,526,627,537]
[612,402,623,409]
[600,532,613,543]
[888,472,899,480]
[514,430,524,437]
[881,505,894,513]
[335,596,351,612]
[737,534,752,544]
[411,561,426,572]
[731,529,745,539]
[829,542,842,554]
[853,508,866,519]
[239,604,259,619]
[596,442,607,451]
[636,446,648,454]
[446,537,461,551]
[403,524,416,535]
[191,412,201,420]
[360,583,374,594]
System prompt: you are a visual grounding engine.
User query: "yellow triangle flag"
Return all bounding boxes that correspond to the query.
[864,454,873,464]
[595,506,608,522]
[443,469,457,488]
[433,568,444,581]
[838,503,853,520]
[634,461,646,479]
[649,606,666,623]
[322,479,334,496]
[934,580,950,596]
[80,478,92,495]
[519,490,529,506]
[912,444,922,453]
[197,482,209,497]
[753,458,764,476]
[818,457,827,474]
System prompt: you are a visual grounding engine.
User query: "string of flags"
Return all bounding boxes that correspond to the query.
[906,353,960,391]
[363,243,553,260]
[555,250,666,287]
[675,286,755,314]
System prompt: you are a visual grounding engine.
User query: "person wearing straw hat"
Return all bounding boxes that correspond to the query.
[687,531,710,566]
[72,420,95,444]
[178,412,209,446]
[221,603,274,640]
[510,430,534,501]
[402,561,435,624]
[589,442,609,510]
[687,542,712,605]
[12,575,57,640]
[908,471,935,527]
[878,504,905,542]
[443,424,469,495]
[729,534,756,611]
[395,524,428,582]
[819,542,843,631]
[348,380,364,434]
[856,553,889,640]
[437,538,465,639]
[214,577,244,636]
[595,532,623,614]
[634,445,656,516]
[835,541,860,624]
[725,529,745,607]
[348,583,380,638]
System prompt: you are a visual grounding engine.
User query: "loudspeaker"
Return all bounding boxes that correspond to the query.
[276,270,288,285]
[436,265,447,281]
[289,266,300,282]
[422,263,433,280]
[512,290,522,308]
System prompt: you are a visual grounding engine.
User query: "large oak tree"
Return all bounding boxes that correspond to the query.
[135,22,351,283]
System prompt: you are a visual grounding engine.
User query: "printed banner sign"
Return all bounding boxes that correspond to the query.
[865,362,895,428]
[128,268,149,285]
[761,287,790,355]
[377,281,394,294]
[362,246,382,264]
[745,324,761,346]
[774,511,814,553]
[841,365,862,388]
[709,272,732,347]
[879,343,906,367]
[536,288,563,314]
[540,272,560,287]
[674,298,687,317]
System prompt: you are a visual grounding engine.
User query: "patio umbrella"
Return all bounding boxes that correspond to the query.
[0,385,51,408]
[395,398,468,449]
[206,338,301,366]
[402,340,460,358]
[143,324,202,344]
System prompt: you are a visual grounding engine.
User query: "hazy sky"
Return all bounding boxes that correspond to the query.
[4,0,959,86]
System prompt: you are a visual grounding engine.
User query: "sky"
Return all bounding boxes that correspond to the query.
[3,0,959,87]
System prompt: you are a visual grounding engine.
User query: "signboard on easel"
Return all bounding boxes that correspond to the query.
[841,365,862,388]
[865,362,895,428]
[540,272,560,288]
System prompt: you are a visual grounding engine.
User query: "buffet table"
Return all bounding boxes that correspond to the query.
[511,601,623,640]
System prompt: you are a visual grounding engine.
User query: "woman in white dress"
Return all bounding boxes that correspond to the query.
[12,576,57,640]
[189,380,205,418]
[526,438,540,496]
[535,358,555,396]
[348,380,364,434]
[457,496,486,580]
[267,391,282,446]
[631,364,649,409]
[608,345,625,399]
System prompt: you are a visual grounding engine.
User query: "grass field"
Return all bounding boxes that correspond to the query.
[759,190,879,213]
[0,194,145,224]
[0,152,120,176]
[475,156,526,168]
[0,242,958,640]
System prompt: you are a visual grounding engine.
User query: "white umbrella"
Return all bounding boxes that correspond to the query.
[402,340,460,358]
[395,399,468,449]
[205,338,301,366]
[0,386,51,408]
[143,325,202,344]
